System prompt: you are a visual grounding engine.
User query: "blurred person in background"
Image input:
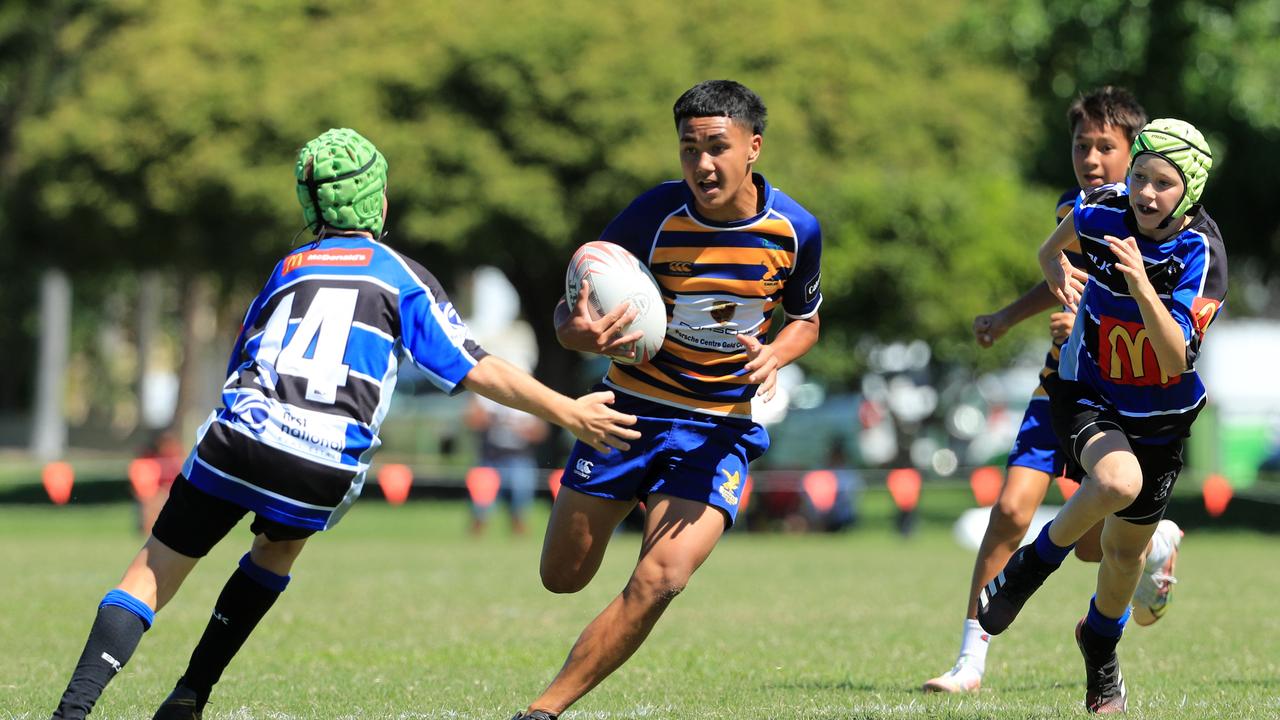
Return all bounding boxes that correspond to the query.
[47,128,639,720]
[925,88,1182,694]
[978,118,1224,713]
[465,392,550,535]
[135,431,185,536]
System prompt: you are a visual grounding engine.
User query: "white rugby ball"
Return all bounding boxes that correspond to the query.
[565,241,667,365]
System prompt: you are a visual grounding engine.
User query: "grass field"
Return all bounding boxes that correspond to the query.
[4,500,1278,719]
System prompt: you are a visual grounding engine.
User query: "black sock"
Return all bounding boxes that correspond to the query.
[178,553,289,700]
[53,591,154,720]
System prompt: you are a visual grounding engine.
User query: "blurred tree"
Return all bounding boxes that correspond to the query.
[8,0,1059,402]
[962,0,1280,303]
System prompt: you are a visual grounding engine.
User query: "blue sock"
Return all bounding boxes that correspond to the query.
[100,588,156,630]
[1032,522,1074,566]
[1085,595,1130,639]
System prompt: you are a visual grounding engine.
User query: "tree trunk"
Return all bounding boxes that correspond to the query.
[30,268,71,459]
[172,273,217,440]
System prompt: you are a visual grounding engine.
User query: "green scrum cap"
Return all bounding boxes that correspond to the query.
[1129,118,1212,222]
[295,128,388,236]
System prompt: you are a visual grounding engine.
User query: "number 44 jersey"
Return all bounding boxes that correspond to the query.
[183,237,488,530]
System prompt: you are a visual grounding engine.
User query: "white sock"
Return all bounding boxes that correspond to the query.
[956,619,990,674]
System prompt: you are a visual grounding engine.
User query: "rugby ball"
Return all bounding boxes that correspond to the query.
[565,241,667,365]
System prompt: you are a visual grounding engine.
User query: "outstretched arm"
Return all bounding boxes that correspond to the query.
[1038,215,1086,312]
[461,355,640,453]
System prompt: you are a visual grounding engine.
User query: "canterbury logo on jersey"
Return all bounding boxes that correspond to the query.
[282,248,373,275]
[668,261,694,275]
[574,459,594,478]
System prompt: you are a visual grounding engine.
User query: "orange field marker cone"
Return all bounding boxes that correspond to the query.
[887,468,921,536]
[42,462,74,505]
[1202,473,1232,518]
[128,458,162,500]
[465,466,501,508]
[802,470,839,514]
[887,468,921,512]
[1056,474,1079,501]
[548,469,563,500]
[377,464,413,505]
[969,465,1002,507]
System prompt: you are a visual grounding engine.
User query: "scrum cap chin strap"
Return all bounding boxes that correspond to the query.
[297,153,379,234]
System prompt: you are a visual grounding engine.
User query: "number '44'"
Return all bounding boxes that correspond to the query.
[257,288,358,404]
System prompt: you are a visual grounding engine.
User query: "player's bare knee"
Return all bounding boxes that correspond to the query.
[540,564,590,594]
[1091,471,1142,510]
[991,497,1035,537]
[627,565,690,607]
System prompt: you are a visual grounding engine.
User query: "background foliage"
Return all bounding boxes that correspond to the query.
[1,0,1277,417]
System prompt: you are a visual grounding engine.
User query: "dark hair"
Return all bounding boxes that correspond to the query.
[1067,86,1148,142]
[673,80,768,136]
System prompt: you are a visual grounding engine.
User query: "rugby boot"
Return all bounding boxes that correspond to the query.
[1075,619,1127,714]
[151,683,205,720]
[922,660,982,693]
[976,543,1057,635]
[1132,519,1182,626]
[510,712,557,720]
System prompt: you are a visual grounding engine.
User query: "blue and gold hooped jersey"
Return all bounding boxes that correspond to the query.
[595,174,822,418]
[1059,184,1228,438]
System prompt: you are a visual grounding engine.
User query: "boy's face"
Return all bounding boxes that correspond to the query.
[1071,120,1131,189]
[678,116,761,221]
[1128,154,1186,233]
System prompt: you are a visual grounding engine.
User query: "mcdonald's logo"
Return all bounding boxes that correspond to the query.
[1099,316,1180,387]
[1192,297,1220,338]
[282,248,373,275]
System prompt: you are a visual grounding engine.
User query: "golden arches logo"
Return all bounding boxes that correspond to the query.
[1101,316,1180,387]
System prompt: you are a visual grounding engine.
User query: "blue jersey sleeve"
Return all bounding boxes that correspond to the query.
[397,261,487,395]
[782,216,823,319]
[1168,234,1228,368]
[598,182,684,262]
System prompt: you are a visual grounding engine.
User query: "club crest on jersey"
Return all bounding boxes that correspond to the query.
[709,301,737,324]
[436,302,469,345]
[229,395,271,433]
[282,248,373,275]
[718,468,741,505]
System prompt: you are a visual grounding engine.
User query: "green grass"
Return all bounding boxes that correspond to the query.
[4,501,1278,719]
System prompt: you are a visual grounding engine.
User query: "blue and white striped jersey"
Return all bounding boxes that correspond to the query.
[1059,184,1228,440]
[183,236,487,530]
